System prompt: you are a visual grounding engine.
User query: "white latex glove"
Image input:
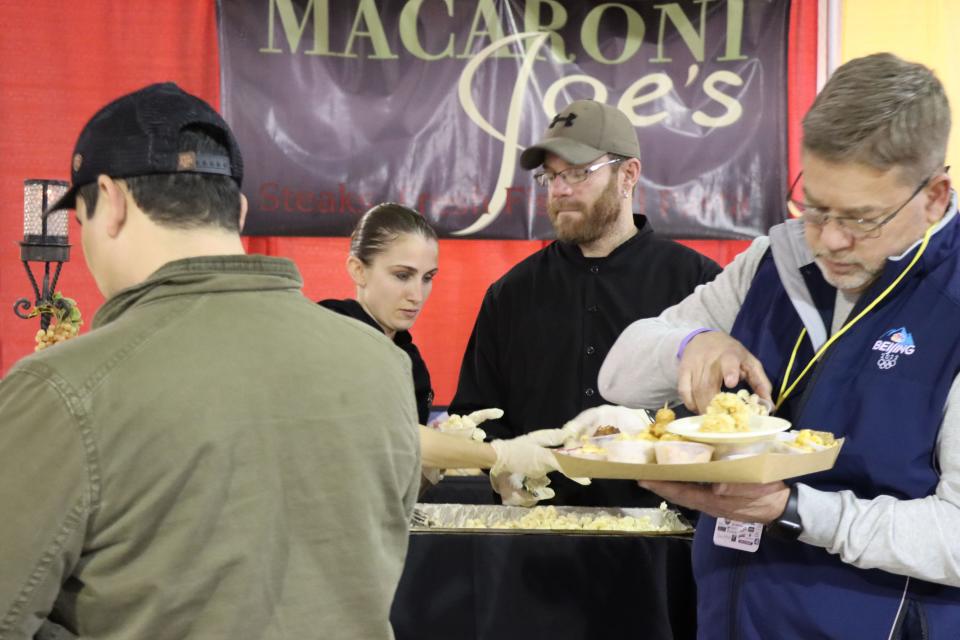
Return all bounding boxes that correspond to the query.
[422,467,443,485]
[561,404,653,445]
[490,435,561,478]
[519,428,592,487]
[490,472,555,507]
[489,435,561,507]
[523,427,572,448]
[434,408,504,442]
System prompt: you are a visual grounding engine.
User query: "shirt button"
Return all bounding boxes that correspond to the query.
[586,346,595,355]
[587,305,598,312]
[585,388,595,397]
[589,265,599,274]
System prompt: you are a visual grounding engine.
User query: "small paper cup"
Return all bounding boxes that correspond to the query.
[654,441,715,464]
[604,440,655,464]
[712,440,773,460]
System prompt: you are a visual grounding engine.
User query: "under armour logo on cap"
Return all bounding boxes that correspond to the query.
[519,99,640,170]
[549,113,577,128]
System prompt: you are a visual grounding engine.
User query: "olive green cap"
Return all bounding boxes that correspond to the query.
[520,100,641,170]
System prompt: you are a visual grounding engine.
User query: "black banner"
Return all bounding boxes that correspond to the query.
[219,0,789,239]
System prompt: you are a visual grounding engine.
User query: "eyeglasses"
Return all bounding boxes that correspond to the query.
[786,171,932,240]
[533,157,623,188]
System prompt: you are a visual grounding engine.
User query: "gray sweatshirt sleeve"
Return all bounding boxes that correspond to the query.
[798,373,960,587]
[598,236,770,409]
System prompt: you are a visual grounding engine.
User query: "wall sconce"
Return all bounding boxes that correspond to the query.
[14,179,72,331]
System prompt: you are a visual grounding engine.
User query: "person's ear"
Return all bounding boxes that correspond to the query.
[346,255,366,287]
[98,175,128,238]
[238,194,249,232]
[620,158,641,196]
[924,172,952,224]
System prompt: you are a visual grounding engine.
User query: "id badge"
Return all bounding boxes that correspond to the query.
[713,517,762,552]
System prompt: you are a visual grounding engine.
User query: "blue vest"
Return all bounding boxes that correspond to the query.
[694,216,960,639]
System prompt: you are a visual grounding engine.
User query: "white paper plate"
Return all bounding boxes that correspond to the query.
[666,415,791,444]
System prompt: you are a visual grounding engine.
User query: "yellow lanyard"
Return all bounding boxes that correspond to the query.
[775,224,936,411]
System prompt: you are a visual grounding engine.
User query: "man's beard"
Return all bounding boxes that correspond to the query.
[548,172,621,245]
[812,253,881,293]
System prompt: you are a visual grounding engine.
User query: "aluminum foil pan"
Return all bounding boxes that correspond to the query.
[411,503,692,536]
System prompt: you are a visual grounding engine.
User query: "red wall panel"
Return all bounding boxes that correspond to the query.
[0,0,220,374]
[1,1,804,407]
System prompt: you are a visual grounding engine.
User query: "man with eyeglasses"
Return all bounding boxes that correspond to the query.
[599,53,960,639]
[449,99,721,508]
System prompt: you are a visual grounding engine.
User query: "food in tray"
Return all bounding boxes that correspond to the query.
[459,503,687,532]
[657,432,684,441]
[570,442,607,460]
[593,424,621,437]
[775,429,838,453]
[796,429,835,448]
[700,390,769,432]
[651,403,676,438]
[654,440,715,464]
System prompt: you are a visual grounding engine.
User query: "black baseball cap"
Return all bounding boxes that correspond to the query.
[46,82,243,213]
[520,100,641,170]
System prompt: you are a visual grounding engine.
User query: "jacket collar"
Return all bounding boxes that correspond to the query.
[768,190,959,349]
[94,255,302,328]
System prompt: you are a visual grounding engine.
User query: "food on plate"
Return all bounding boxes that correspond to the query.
[700,390,769,432]
[654,441,714,464]
[594,424,621,437]
[700,412,739,433]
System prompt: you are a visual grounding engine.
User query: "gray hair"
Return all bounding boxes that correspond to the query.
[802,52,950,184]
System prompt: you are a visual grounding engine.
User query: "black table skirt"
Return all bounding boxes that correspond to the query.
[391,531,697,640]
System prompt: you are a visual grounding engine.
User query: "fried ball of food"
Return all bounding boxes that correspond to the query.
[650,421,668,438]
[654,403,676,424]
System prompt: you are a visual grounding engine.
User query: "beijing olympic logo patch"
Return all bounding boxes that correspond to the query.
[871,327,916,370]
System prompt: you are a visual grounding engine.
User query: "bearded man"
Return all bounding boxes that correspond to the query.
[448,99,721,507]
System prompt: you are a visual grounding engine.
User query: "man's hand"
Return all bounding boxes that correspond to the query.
[639,480,790,524]
[677,331,772,413]
[561,404,653,444]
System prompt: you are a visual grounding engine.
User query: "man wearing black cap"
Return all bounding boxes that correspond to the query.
[449,99,721,508]
[0,83,420,639]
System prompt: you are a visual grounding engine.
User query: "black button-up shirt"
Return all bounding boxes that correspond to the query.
[449,215,721,506]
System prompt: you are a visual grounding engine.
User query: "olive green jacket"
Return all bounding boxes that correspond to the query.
[0,255,420,640]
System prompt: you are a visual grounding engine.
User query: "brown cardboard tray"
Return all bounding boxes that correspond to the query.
[555,439,843,483]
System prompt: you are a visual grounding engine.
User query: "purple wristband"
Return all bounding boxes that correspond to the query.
[676,328,715,360]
